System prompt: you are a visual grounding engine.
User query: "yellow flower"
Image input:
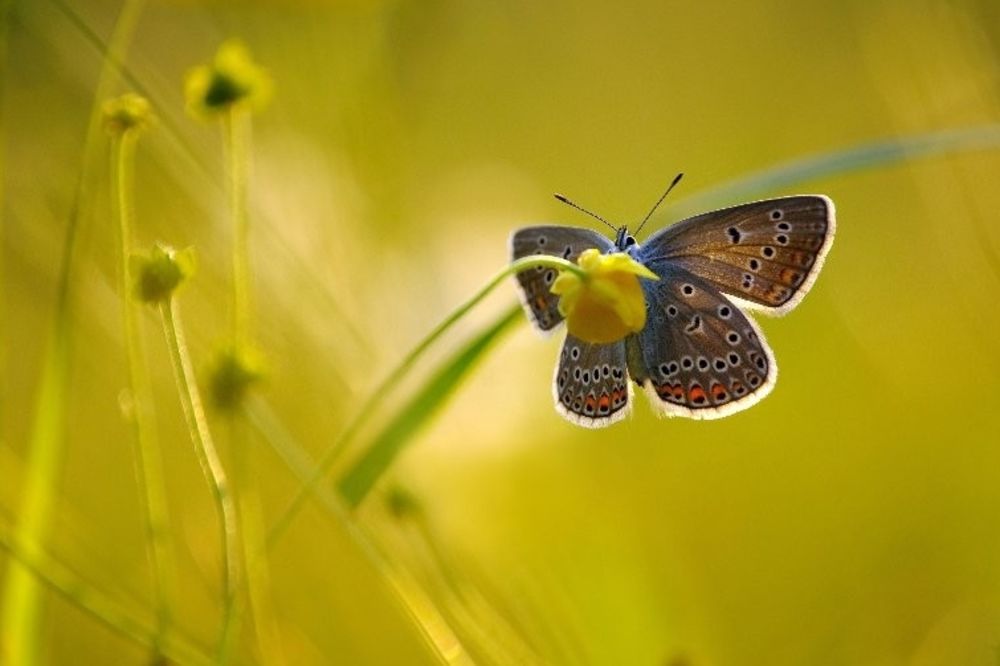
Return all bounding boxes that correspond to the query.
[184,40,272,119]
[551,249,659,344]
[102,93,154,135]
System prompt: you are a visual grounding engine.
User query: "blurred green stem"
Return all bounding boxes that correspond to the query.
[0,0,9,450]
[267,255,581,541]
[339,304,522,508]
[158,298,240,664]
[671,125,1000,219]
[0,520,214,666]
[221,103,284,662]
[0,332,68,665]
[110,130,176,657]
[224,108,251,348]
[230,417,286,666]
[243,398,459,664]
[0,1,146,662]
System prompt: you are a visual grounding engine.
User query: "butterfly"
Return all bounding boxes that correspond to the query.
[510,186,835,427]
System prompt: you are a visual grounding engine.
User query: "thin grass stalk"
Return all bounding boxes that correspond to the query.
[158,298,240,664]
[0,521,214,666]
[220,102,285,662]
[230,415,286,666]
[339,305,521,508]
[224,108,251,348]
[0,339,68,665]
[110,129,177,657]
[0,1,147,662]
[0,0,9,447]
[670,124,1000,219]
[241,398,455,665]
[266,255,584,543]
[377,494,546,665]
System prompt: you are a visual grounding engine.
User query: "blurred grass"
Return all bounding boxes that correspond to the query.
[1,1,146,662]
[339,304,522,508]
[3,0,1000,665]
[0,519,214,666]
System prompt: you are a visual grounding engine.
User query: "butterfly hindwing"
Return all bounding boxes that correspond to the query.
[554,334,631,427]
[638,195,835,315]
[634,264,776,419]
[510,226,614,332]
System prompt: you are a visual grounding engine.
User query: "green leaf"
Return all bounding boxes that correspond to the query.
[338,305,522,508]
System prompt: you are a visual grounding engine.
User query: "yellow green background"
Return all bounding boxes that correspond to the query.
[3,0,1000,664]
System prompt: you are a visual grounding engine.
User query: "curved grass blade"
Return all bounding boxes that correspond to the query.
[0,520,214,666]
[1,2,147,662]
[338,305,522,508]
[670,124,1000,218]
[243,398,454,665]
[267,256,580,544]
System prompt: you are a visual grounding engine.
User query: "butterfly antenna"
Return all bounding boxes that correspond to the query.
[634,172,684,236]
[554,193,617,232]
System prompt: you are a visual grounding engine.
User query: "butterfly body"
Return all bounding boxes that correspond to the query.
[512,195,835,427]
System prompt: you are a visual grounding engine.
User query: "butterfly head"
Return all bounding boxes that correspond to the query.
[614,226,638,253]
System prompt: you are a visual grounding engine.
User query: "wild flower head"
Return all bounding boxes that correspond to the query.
[551,249,658,344]
[134,243,195,304]
[184,40,272,119]
[102,93,154,136]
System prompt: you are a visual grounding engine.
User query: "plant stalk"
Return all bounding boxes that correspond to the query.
[111,130,177,656]
[224,108,251,348]
[0,1,147,661]
[266,254,581,542]
[158,298,240,663]
[0,520,214,666]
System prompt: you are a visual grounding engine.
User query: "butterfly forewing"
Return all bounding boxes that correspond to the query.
[632,265,776,419]
[638,195,835,315]
[554,335,631,427]
[510,226,614,332]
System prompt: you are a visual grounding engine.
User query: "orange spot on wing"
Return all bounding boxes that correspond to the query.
[598,394,611,410]
[780,268,800,285]
[688,385,707,404]
[710,382,727,401]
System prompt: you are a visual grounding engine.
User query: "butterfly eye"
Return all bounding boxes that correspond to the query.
[625,236,636,246]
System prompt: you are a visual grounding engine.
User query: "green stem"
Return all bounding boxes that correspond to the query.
[111,131,176,656]
[0,0,8,451]
[338,305,522,508]
[230,417,286,666]
[158,299,241,664]
[266,255,581,543]
[0,1,147,662]
[0,333,67,666]
[222,102,283,662]
[0,521,214,666]
[224,108,251,348]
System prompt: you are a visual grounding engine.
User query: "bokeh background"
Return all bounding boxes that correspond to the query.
[3,0,1000,664]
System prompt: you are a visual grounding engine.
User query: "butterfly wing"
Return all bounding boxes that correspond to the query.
[638,195,835,316]
[554,334,632,427]
[510,226,614,332]
[630,264,776,419]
